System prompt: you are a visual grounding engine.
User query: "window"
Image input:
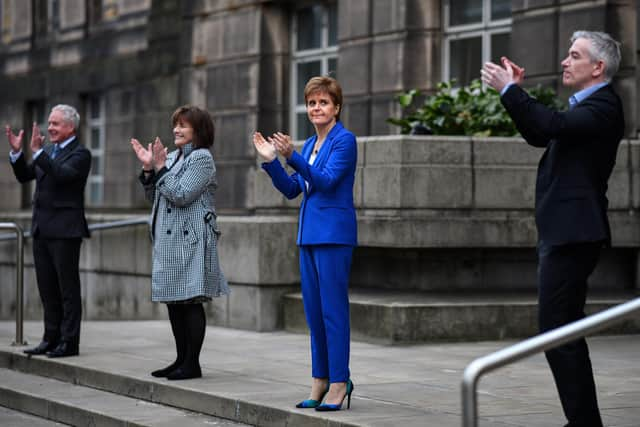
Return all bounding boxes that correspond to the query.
[290,2,338,140]
[84,94,105,206]
[23,100,47,208]
[443,0,511,86]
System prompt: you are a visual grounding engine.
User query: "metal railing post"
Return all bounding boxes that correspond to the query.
[0,216,148,347]
[0,222,26,346]
[461,297,640,427]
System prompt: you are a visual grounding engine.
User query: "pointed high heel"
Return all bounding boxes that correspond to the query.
[315,380,354,411]
[295,385,329,408]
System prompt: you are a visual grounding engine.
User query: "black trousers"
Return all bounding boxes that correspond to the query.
[537,241,603,427]
[32,237,83,346]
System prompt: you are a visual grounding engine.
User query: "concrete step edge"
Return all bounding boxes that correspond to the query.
[0,367,252,427]
[282,289,639,307]
[283,290,640,344]
[0,353,363,427]
[0,367,149,427]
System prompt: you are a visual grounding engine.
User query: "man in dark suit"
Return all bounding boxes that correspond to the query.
[6,104,91,358]
[481,31,624,427]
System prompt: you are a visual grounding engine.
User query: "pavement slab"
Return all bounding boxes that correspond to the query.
[0,321,638,427]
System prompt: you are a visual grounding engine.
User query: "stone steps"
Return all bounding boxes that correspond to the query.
[0,406,66,427]
[0,367,247,427]
[283,289,640,344]
[0,350,363,427]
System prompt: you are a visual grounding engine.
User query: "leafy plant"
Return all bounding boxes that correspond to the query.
[387,79,564,137]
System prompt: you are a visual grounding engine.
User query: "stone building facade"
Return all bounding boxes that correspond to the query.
[0,0,636,212]
[1,0,640,337]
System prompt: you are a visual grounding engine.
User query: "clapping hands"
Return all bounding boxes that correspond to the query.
[252,131,294,161]
[480,56,525,92]
[130,137,167,171]
[252,132,277,162]
[5,123,46,154]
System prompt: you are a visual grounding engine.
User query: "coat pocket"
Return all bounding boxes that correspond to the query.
[182,221,199,245]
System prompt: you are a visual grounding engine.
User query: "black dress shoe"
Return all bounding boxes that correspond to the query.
[46,341,79,358]
[166,366,202,380]
[151,362,181,378]
[23,341,56,356]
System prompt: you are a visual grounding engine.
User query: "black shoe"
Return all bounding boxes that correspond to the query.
[151,362,181,378]
[23,340,57,356]
[46,341,79,358]
[166,366,202,380]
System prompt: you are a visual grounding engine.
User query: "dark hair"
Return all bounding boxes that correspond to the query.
[171,105,215,149]
[303,76,343,120]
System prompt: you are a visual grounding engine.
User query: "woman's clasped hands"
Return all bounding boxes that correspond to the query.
[130,136,168,171]
[252,131,294,162]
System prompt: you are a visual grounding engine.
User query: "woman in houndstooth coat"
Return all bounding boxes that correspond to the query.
[131,105,229,381]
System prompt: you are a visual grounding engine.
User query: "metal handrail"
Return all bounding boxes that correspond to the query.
[0,216,149,346]
[461,296,640,427]
[0,223,26,346]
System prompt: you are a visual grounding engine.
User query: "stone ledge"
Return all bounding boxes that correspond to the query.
[284,289,640,344]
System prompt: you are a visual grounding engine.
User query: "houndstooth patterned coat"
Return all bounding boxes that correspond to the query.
[139,143,229,302]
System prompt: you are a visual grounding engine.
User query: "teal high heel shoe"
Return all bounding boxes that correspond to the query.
[315,380,354,411]
[295,385,329,408]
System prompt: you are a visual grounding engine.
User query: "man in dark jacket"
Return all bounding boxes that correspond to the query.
[481,31,624,427]
[6,104,91,358]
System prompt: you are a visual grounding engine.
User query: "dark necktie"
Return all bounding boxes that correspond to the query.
[51,145,61,159]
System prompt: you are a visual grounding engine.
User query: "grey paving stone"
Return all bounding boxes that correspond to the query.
[0,321,638,427]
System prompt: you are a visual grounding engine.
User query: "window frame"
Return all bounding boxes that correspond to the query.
[84,94,105,207]
[290,2,338,140]
[442,0,512,85]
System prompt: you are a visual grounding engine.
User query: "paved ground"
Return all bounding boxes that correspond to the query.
[0,321,638,427]
[0,406,67,427]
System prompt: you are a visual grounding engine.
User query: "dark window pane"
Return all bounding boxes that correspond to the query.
[29,101,46,125]
[328,57,337,79]
[491,32,510,63]
[89,181,102,205]
[297,61,321,104]
[89,0,102,25]
[449,0,482,26]
[491,0,511,20]
[90,128,101,149]
[91,156,102,176]
[297,113,315,140]
[34,1,48,39]
[296,6,323,50]
[449,37,482,86]
[121,91,131,115]
[90,97,101,119]
[328,3,338,46]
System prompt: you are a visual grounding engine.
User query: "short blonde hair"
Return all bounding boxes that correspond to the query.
[303,76,343,120]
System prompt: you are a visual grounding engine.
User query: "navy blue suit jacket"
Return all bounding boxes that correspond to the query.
[501,84,624,246]
[262,121,357,246]
[11,137,91,239]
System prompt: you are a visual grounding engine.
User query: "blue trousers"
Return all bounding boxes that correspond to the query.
[299,244,353,383]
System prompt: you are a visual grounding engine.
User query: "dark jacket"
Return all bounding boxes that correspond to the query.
[501,84,625,246]
[11,137,91,238]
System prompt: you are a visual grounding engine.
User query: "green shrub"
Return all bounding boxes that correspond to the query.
[387,79,565,137]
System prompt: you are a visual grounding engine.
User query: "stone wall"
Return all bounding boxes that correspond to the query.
[1,136,639,328]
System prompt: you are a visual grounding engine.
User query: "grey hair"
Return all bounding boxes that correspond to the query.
[571,30,621,82]
[51,104,80,130]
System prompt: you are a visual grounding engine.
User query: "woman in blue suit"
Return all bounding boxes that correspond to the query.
[253,76,356,411]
